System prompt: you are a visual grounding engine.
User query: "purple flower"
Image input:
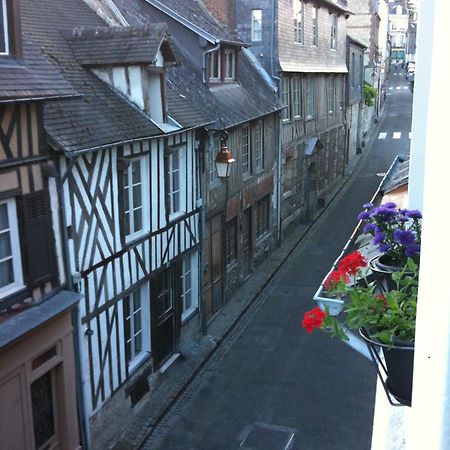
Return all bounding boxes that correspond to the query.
[405,210,422,219]
[405,244,421,257]
[371,206,398,222]
[379,244,392,253]
[394,230,416,246]
[373,231,386,245]
[398,216,409,223]
[358,211,371,220]
[383,202,397,209]
[363,223,378,234]
[363,203,374,209]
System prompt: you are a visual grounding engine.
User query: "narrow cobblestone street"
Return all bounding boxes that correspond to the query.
[139,70,414,450]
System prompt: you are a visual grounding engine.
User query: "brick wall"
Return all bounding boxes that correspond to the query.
[202,0,237,31]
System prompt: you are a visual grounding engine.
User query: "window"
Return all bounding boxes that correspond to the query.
[293,76,302,118]
[242,124,251,175]
[168,148,181,216]
[281,77,290,121]
[209,49,221,81]
[256,195,270,238]
[251,9,262,42]
[226,217,238,265]
[293,0,304,44]
[31,371,57,450]
[209,47,237,83]
[312,7,318,46]
[209,137,220,184]
[181,256,192,313]
[123,158,146,239]
[181,252,198,320]
[123,285,150,367]
[331,14,337,50]
[224,49,236,81]
[0,0,9,55]
[306,77,315,118]
[255,121,264,170]
[327,76,336,114]
[351,52,355,88]
[0,198,24,298]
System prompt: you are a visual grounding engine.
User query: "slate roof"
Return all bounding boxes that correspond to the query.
[138,0,245,45]
[64,23,177,66]
[20,0,208,154]
[0,34,77,102]
[113,0,282,130]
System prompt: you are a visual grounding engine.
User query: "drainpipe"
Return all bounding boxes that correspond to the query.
[202,43,221,84]
[197,132,208,336]
[276,110,282,246]
[57,155,91,450]
[271,0,280,88]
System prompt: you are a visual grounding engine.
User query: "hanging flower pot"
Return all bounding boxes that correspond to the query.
[368,254,414,293]
[360,328,414,406]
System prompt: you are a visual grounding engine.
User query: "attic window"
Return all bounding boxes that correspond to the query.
[0,0,9,55]
[208,47,238,84]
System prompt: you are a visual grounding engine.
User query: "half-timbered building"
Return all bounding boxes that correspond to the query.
[0,1,82,449]
[112,0,283,325]
[19,0,210,448]
[234,0,351,228]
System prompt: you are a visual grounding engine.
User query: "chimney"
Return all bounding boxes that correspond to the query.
[202,0,236,32]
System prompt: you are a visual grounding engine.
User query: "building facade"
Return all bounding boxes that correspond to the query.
[235,0,351,228]
[0,1,82,449]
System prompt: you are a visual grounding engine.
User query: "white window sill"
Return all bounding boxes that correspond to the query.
[125,229,149,245]
[181,307,198,324]
[0,282,26,301]
[169,211,186,223]
[128,351,151,375]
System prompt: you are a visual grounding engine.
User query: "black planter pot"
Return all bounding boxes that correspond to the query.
[368,254,412,293]
[360,329,415,406]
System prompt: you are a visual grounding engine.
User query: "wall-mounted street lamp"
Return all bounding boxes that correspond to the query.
[215,131,235,178]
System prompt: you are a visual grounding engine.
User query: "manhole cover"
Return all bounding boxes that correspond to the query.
[239,423,296,450]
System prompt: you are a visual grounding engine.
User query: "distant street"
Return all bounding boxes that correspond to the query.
[142,69,414,450]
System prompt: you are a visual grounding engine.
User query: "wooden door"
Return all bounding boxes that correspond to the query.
[151,265,179,367]
[204,214,224,321]
[242,207,252,276]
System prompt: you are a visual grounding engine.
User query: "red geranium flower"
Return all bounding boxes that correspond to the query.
[301,306,327,333]
[324,270,349,290]
[338,251,367,276]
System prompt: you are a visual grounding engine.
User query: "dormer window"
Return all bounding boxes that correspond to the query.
[208,47,238,84]
[1,0,10,55]
[224,49,235,81]
[209,50,221,81]
[0,0,21,59]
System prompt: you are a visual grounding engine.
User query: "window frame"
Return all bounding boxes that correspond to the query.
[306,77,315,119]
[123,284,151,370]
[327,76,336,114]
[251,9,262,42]
[255,120,264,170]
[293,0,304,44]
[208,136,220,185]
[226,217,238,266]
[312,6,318,47]
[280,77,291,122]
[331,14,338,50]
[256,195,270,239]
[181,252,198,321]
[0,0,10,56]
[0,198,24,299]
[209,49,221,81]
[167,145,185,220]
[241,124,251,176]
[123,156,148,242]
[293,76,302,119]
[224,48,236,81]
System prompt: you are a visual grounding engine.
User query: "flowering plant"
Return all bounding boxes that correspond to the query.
[302,251,419,345]
[357,202,421,267]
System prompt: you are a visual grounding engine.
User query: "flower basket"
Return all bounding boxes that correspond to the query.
[359,328,414,406]
[368,254,415,293]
